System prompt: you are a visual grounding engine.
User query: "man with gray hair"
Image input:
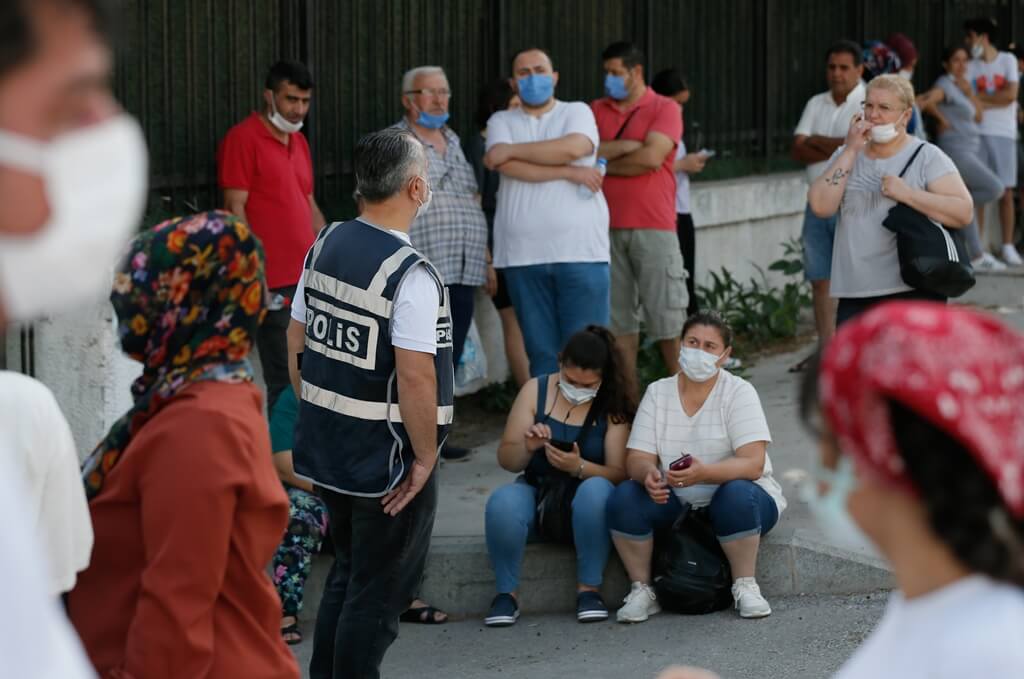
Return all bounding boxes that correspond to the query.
[393,66,487,461]
[287,127,454,679]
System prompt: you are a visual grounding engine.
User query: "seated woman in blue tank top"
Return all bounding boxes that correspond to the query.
[483,326,635,627]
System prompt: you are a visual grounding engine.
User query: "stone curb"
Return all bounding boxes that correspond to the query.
[413,530,892,619]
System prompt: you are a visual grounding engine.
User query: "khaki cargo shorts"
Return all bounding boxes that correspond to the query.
[609,228,688,340]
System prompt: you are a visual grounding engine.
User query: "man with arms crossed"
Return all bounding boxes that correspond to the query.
[592,41,684,383]
[484,47,610,377]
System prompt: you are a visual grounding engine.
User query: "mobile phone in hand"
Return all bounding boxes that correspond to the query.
[699,149,716,159]
[548,439,574,452]
[668,454,693,471]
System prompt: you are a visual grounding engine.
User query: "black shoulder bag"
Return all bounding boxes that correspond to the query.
[652,505,734,614]
[881,143,976,298]
[529,406,601,545]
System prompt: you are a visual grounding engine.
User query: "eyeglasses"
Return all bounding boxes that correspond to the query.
[404,88,452,98]
[861,102,906,115]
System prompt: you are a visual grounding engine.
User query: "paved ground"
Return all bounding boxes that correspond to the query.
[290,592,886,679]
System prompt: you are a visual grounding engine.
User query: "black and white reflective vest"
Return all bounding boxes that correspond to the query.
[292,219,454,497]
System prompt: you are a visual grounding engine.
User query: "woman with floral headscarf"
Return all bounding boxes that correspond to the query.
[68,211,299,679]
[800,302,1024,678]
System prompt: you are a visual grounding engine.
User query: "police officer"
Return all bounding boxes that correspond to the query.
[287,127,454,679]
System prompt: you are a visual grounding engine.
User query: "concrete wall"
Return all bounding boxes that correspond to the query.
[691,171,806,289]
[7,172,808,452]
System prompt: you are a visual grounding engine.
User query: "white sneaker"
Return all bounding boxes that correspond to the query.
[616,581,661,623]
[971,253,1008,271]
[732,577,771,618]
[1001,244,1024,267]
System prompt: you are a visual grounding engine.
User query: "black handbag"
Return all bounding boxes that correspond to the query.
[527,406,601,545]
[882,143,976,298]
[652,506,733,614]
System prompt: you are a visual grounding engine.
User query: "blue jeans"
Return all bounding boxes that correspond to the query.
[485,476,615,593]
[503,262,610,376]
[801,204,838,282]
[607,479,779,543]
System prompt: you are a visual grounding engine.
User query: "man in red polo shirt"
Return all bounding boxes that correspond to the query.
[592,41,685,384]
[218,60,326,410]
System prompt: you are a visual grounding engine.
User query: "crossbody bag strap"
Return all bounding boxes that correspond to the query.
[614,108,641,140]
[897,142,927,179]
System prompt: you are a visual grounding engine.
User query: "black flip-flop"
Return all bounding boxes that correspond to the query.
[788,354,813,373]
[281,622,302,645]
[400,605,449,624]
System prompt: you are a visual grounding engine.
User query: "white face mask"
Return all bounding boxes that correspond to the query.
[869,122,899,143]
[268,94,303,134]
[0,115,148,321]
[678,346,722,382]
[558,378,598,406]
[971,43,985,59]
[414,175,432,219]
[801,457,880,557]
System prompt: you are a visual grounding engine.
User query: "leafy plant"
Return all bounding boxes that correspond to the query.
[696,238,811,357]
[474,378,519,413]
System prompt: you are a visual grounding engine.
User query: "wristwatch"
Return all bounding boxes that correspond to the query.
[576,461,585,479]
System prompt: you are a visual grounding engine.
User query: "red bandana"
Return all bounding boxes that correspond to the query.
[820,302,1024,517]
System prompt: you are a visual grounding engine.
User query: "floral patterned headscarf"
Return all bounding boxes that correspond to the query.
[82,210,267,499]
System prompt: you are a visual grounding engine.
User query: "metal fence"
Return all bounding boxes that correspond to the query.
[114,0,1024,222]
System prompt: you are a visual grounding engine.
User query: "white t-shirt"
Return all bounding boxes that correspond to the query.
[0,371,93,595]
[486,101,610,268]
[794,81,866,183]
[968,52,1020,139]
[291,224,440,355]
[673,141,691,215]
[0,447,96,678]
[834,576,1024,679]
[626,372,786,512]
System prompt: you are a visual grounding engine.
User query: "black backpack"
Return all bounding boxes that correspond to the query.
[652,506,733,614]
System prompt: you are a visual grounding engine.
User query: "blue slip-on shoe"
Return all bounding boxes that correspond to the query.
[576,590,609,623]
[484,593,520,627]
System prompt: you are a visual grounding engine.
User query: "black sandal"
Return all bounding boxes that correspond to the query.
[281,622,303,645]
[400,605,449,624]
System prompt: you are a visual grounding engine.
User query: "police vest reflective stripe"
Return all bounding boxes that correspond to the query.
[292,219,455,497]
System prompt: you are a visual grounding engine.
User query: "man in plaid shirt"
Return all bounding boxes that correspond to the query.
[394,65,489,460]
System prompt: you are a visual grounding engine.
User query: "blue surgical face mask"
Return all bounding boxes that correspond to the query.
[415,109,450,129]
[604,73,629,100]
[517,74,555,107]
[801,457,880,557]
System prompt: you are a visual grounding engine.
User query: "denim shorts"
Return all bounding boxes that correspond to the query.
[801,204,838,282]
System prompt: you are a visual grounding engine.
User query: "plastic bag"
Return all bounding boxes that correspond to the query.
[454,320,488,396]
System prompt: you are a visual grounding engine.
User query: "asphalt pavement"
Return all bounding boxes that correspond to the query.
[291,592,886,679]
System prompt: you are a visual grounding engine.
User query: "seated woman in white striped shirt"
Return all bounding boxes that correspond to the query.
[606,311,786,623]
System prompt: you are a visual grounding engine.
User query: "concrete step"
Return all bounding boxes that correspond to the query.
[300,526,891,621]
[960,268,1024,308]
[416,530,890,618]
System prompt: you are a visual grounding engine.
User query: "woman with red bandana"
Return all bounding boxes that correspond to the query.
[800,302,1024,678]
[69,211,299,679]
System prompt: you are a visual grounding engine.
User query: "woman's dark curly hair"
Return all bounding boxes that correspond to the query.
[800,351,1024,587]
[559,325,637,424]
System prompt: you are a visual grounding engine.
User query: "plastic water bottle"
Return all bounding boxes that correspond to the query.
[578,157,608,199]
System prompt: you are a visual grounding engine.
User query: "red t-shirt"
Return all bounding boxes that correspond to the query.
[592,88,682,231]
[217,113,314,289]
